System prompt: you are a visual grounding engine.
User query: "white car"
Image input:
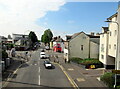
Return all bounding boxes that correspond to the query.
[40,52,46,59]
[44,60,52,69]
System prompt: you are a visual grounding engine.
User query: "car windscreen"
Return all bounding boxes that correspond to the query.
[41,54,45,55]
[45,61,51,64]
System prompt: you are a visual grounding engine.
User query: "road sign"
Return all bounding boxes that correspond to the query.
[112,70,120,74]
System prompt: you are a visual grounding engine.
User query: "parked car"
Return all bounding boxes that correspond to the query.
[40,52,46,59]
[44,60,53,69]
[53,44,62,52]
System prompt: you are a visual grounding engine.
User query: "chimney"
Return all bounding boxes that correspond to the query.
[96,33,100,36]
[90,32,94,36]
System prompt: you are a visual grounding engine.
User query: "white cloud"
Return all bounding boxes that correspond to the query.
[0,0,66,39]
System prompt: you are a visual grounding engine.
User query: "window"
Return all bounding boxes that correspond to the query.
[114,30,117,36]
[114,44,116,50]
[81,45,83,51]
[101,55,104,59]
[109,44,111,49]
[101,44,104,52]
[83,37,86,39]
[109,31,112,36]
[102,34,104,37]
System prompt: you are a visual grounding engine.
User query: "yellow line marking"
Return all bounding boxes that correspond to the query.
[57,63,79,89]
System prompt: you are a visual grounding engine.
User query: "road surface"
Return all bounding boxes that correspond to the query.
[2,49,73,89]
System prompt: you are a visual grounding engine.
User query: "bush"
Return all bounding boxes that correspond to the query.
[100,72,115,87]
[81,58,103,68]
[117,85,120,89]
[2,50,8,59]
[70,58,103,68]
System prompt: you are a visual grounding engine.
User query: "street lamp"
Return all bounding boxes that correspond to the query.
[105,20,119,88]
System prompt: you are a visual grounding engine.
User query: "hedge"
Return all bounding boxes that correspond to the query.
[100,72,115,87]
[70,57,103,68]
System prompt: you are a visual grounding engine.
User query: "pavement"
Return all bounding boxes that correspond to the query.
[47,50,110,88]
[2,53,25,87]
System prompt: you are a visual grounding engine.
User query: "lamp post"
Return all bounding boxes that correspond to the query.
[105,20,119,88]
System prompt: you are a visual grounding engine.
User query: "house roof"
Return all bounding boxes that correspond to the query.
[102,27,109,33]
[68,31,100,40]
[107,13,118,20]
[1,36,7,39]
[86,34,100,38]
[51,36,64,42]
[71,32,82,39]
[13,34,28,36]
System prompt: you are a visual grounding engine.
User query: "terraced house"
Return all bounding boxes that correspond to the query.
[99,11,120,69]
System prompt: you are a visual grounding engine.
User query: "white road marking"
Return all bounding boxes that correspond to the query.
[38,60,40,85]
[38,75,40,85]
[39,67,40,73]
[76,78,85,82]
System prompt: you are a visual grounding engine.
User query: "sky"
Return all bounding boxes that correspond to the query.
[0,0,119,40]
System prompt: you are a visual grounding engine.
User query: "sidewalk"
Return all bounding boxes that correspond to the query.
[2,58,22,86]
[2,51,30,86]
[50,51,109,88]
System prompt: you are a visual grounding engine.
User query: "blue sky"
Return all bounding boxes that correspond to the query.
[0,1,119,39]
[36,2,118,36]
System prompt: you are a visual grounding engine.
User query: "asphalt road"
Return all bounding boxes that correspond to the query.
[2,49,73,89]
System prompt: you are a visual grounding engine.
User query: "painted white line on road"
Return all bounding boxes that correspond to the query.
[39,67,40,73]
[38,60,41,85]
[38,75,40,85]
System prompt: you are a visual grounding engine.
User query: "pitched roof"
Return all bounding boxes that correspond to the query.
[102,27,109,33]
[86,34,100,38]
[107,13,118,20]
[52,36,64,42]
[71,32,82,39]
[66,31,100,41]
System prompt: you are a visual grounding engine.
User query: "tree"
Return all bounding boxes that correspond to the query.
[28,31,38,44]
[41,35,44,42]
[41,29,53,44]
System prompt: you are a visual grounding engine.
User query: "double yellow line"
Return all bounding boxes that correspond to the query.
[52,62,79,89]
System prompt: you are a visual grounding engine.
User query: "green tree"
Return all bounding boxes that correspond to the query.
[41,29,53,44]
[28,31,38,44]
[41,35,44,42]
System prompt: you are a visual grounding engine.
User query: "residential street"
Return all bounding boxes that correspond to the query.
[2,49,73,89]
[46,50,110,89]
